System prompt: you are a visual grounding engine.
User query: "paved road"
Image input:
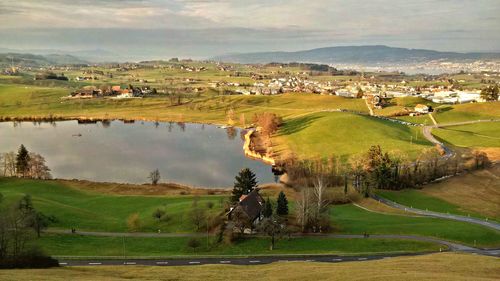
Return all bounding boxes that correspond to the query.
[371,194,500,231]
[55,252,435,267]
[47,228,499,267]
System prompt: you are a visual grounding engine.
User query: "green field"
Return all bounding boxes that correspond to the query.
[432,122,500,148]
[375,190,490,220]
[433,102,500,124]
[35,234,440,257]
[330,204,500,247]
[275,112,432,160]
[0,83,367,124]
[0,178,225,233]
[1,178,499,247]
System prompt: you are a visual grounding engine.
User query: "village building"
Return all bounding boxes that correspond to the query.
[414,104,430,114]
[227,189,264,229]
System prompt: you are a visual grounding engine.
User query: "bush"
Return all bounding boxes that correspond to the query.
[187,238,201,252]
[0,247,59,269]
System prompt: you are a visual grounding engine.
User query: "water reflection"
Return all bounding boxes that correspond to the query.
[0,121,273,187]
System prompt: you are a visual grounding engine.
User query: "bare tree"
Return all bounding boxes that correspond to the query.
[296,188,311,232]
[148,169,161,185]
[27,153,51,179]
[2,152,16,177]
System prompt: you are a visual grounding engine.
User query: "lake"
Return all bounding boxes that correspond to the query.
[0,121,274,187]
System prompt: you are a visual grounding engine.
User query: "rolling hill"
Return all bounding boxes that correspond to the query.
[212,45,500,64]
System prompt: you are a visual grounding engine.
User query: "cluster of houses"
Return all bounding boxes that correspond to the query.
[66,85,154,99]
[234,76,335,95]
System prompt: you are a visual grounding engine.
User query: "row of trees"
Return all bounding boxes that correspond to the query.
[285,145,491,195]
[1,145,51,179]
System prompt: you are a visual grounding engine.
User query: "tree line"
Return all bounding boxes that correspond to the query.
[284,145,491,195]
[1,144,51,179]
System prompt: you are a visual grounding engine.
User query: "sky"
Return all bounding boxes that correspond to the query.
[0,0,499,60]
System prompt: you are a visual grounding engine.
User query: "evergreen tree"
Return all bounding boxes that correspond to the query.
[276,191,289,216]
[231,168,258,203]
[263,197,273,218]
[16,144,30,177]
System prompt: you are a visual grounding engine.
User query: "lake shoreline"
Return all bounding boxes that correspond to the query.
[1,118,277,188]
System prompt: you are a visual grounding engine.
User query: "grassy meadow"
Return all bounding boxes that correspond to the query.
[1,253,498,281]
[36,234,441,257]
[274,111,432,160]
[432,122,500,148]
[1,177,499,248]
[0,178,225,233]
[377,165,500,220]
[432,102,500,124]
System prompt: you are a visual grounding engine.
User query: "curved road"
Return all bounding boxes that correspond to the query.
[422,118,500,158]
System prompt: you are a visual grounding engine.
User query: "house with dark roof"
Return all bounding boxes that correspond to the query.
[228,189,264,225]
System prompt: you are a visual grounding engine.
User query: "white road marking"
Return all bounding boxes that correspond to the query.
[332,258,342,261]
[189,261,201,264]
[219,261,231,264]
[305,259,315,262]
[59,262,68,265]
[124,262,136,265]
[249,260,261,263]
[156,261,169,265]
[358,258,367,261]
[88,262,102,265]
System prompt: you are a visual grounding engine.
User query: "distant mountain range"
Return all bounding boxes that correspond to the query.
[0,47,120,64]
[212,45,500,64]
[0,53,89,67]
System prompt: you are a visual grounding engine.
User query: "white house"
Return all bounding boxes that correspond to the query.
[414,104,429,114]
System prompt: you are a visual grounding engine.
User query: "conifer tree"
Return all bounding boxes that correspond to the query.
[231,168,258,203]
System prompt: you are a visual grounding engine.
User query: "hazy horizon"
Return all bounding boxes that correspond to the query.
[1,0,499,60]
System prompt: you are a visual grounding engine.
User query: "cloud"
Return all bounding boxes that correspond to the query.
[0,0,499,53]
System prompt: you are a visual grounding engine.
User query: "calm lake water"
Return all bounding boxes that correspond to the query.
[0,121,274,187]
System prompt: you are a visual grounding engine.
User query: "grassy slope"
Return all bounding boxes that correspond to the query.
[433,102,500,123]
[331,204,500,247]
[401,165,500,219]
[274,112,432,160]
[0,178,225,233]
[36,234,440,257]
[2,253,499,281]
[432,122,500,148]
[376,190,487,219]
[0,83,367,124]
[1,178,498,246]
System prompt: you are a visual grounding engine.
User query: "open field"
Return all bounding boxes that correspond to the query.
[35,234,440,257]
[0,83,367,124]
[376,165,500,220]
[0,178,225,233]
[432,122,500,148]
[274,112,432,160]
[432,102,500,123]
[375,189,487,219]
[1,253,498,281]
[1,177,498,247]
[330,204,500,247]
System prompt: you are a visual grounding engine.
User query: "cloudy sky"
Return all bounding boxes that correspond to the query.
[1,0,499,59]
